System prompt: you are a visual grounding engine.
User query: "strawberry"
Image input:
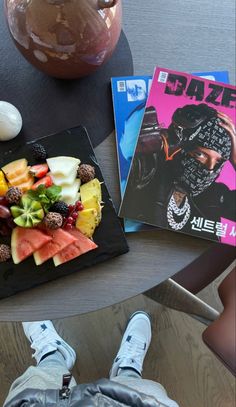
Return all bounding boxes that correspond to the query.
[29,163,49,178]
[31,175,53,190]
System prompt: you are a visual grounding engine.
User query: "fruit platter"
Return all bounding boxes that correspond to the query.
[0,126,128,300]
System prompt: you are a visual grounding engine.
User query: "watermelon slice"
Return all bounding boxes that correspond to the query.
[53,228,98,267]
[11,227,52,264]
[33,228,77,265]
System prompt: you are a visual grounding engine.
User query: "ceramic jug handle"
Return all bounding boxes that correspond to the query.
[98,0,118,8]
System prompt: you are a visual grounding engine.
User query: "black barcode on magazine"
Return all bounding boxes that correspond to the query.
[117,81,126,92]
[158,71,168,83]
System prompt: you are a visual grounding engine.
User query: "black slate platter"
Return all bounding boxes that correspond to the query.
[0,126,129,300]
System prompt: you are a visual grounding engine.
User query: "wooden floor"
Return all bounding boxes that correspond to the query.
[0,267,235,407]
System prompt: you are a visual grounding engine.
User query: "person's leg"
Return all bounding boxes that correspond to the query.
[4,320,77,406]
[110,311,179,407]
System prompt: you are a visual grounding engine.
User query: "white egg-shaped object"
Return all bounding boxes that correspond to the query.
[0,101,23,141]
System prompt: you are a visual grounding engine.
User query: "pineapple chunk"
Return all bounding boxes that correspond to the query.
[82,195,102,225]
[80,178,102,202]
[76,208,98,238]
[80,178,103,227]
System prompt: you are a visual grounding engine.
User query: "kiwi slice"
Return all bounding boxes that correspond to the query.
[11,196,44,228]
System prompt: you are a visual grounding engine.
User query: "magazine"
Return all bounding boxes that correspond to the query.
[119,68,236,246]
[111,75,152,232]
[111,71,230,232]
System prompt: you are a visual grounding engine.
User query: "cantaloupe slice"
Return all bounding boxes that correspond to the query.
[9,167,31,186]
[17,177,35,192]
[2,159,28,181]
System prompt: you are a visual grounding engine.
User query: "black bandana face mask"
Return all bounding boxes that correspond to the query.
[173,117,232,196]
[177,154,224,196]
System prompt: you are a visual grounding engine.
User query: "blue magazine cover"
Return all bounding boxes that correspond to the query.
[111,71,229,232]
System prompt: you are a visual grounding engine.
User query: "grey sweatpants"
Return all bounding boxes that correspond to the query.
[4,352,179,407]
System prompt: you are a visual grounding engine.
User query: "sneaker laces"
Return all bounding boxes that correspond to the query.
[117,334,147,369]
[29,325,59,360]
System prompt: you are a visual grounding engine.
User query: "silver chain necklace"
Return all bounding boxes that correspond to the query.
[167,193,191,230]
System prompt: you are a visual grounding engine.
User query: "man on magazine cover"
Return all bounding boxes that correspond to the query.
[126,103,236,241]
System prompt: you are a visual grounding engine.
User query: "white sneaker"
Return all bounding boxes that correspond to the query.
[22,320,76,370]
[110,311,152,378]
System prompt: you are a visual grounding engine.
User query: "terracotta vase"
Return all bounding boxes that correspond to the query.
[4,0,122,79]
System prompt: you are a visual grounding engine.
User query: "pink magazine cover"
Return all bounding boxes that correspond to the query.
[119,67,236,246]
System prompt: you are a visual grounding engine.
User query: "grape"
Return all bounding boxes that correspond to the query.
[0,220,11,236]
[6,217,15,229]
[0,205,11,219]
[72,212,78,220]
[0,196,8,206]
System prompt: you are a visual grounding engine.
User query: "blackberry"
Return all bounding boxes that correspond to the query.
[31,143,47,161]
[50,201,69,217]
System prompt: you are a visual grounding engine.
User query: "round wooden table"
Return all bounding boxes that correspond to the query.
[0,129,212,321]
[0,0,234,321]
